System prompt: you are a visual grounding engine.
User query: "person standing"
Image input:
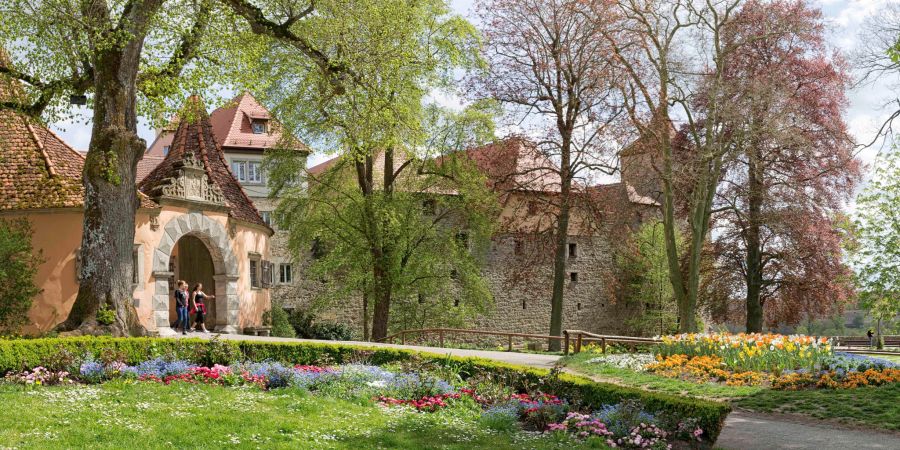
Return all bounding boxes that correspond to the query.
[189,283,213,333]
[867,329,875,348]
[174,280,189,335]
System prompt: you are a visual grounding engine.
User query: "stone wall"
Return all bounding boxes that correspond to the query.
[272,231,635,343]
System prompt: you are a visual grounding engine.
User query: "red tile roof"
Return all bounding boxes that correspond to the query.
[136,156,165,182]
[209,92,308,153]
[138,96,269,228]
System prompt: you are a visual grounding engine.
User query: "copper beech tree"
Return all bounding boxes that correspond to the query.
[474,0,625,349]
[705,0,860,331]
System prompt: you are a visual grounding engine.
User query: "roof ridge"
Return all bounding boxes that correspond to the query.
[24,119,57,177]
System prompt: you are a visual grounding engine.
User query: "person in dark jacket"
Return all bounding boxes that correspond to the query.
[174,280,189,335]
[189,283,214,333]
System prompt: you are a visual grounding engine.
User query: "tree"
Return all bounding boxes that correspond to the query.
[0,219,43,334]
[0,0,226,335]
[474,0,624,349]
[598,0,750,332]
[708,0,860,331]
[851,144,900,347]
[855,2,900,140]
[619,221,680,336]
[247,0,489,341]
[0,0,368,335]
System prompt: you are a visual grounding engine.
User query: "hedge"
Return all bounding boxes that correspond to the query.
[0,337,731,442]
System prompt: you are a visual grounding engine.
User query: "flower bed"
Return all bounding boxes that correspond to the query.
[643,351,899,390]
[0,356,715,449]
[656,333,832,373]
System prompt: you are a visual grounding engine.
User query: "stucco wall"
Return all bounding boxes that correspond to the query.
[9,205,270,335]
[2,210,83,334]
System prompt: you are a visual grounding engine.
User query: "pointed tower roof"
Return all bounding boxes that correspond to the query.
[139,96,269,228]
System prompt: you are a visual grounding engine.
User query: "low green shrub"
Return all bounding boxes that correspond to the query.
[0,336,730,442]
[287,309,353,341]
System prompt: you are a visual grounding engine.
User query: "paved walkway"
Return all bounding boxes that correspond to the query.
[173,333,900,449]
[172,332,561,368]
[718,411,900,450]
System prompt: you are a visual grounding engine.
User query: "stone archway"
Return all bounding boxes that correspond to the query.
[151,212,240,334]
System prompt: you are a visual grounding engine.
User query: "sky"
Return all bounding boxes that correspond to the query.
[49,0,898,173]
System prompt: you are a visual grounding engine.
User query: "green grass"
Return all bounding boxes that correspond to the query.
[0,382,597,449]
[562,352,900,432]
[735,384,900,431]
[862,353,900,364]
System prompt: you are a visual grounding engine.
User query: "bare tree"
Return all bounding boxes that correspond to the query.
[598,0,747,332]
[474,0,624,349]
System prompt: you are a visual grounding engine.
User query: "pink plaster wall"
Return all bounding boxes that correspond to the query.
[9,205,270,335]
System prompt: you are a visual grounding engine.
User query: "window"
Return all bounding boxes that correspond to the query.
[131,246,140,285]
[311,238,326,259]
[568,243,578,259]
[455,232,469,250]
[570,272,579,283]
[577,302,582,311]
[248,161,262,183]
[261,211,272,227]
[162,145,170,156]
[251,120,267,134]
[279,263,293,284]
[261,261,272,288]
[232,160,246,181]
[422,199,436,215]
[249,258,260,288]
[231,160,262,183]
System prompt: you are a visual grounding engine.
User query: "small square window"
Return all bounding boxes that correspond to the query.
[251,120,267,134]
[568,243,578,258]
[261,211,272,226]
[162,145,170,156]
[422,199,436,215]
[570,272,579,283]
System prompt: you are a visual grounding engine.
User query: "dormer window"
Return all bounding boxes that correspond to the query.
[251,120,267,134]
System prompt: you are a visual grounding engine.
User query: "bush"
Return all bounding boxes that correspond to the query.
[287,309,352,340]
[268,308,296,338]
[0,219,43,334]
[0,336,731,442]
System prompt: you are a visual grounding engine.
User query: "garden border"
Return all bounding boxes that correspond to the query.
[0,337,732,442]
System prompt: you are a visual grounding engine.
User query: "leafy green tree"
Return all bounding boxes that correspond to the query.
[620,221,680,337]
[0,219,43,334]
[0,0,363,335]
[269,104,498,340]
[244,0,491,341]
[850,144,900,348]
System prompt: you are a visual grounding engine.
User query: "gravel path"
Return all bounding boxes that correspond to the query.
[172,333,900,449]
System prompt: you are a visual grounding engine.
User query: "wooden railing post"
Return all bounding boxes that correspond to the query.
[601,337,606,354]
[401,332,406,345]
[439,329,444,348]
[508,334,513,352]
[575,333,583,354]
[563,330,570,355]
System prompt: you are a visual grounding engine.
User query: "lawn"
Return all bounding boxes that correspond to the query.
[561,352,900,432]
[0,382,586,449]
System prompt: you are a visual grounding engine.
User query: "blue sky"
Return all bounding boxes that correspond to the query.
[49,0,897,172]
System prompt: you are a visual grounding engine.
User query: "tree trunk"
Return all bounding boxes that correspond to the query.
[745,144,764,332]
[547,128,573,351]
[57,44,148,336]
[370,261,392,341]
[548,199,570,351]
[362,289,370,341]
